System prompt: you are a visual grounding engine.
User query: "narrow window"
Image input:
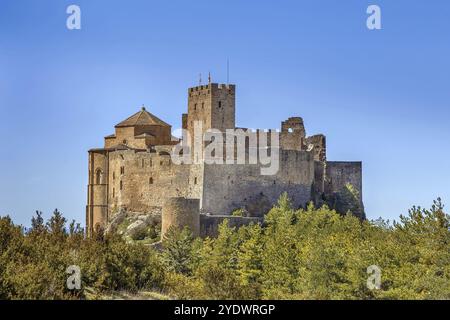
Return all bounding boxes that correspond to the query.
[142,159,144,168]
[95,169,102,184]
[202,102,204,109]
[194,177,197,185]
[149,177,153,185]
[194,103,197,110]
[218,101,222,108]
[112,188,115,198]
[112,172,115,180]
[120,181,123,190]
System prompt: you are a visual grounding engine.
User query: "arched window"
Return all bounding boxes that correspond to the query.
[95,169,103,184]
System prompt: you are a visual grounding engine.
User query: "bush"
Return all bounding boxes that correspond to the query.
[1,195,449,300]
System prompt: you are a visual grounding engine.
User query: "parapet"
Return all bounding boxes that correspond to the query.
[188,83,235,94]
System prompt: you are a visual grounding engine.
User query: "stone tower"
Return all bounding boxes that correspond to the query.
[86,149,109,236]
[161,197,200,238]
[183,83,236,148]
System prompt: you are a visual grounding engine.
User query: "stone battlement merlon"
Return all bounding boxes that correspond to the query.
[188,83,235,93]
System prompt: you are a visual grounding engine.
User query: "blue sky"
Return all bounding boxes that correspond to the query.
[1,0,449,226]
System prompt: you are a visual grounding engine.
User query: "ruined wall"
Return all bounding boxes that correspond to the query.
[201,150,315,217]
[325,161,363,202]
[280,117,306,151]
[162,197,200,238]
[313,161,326,196]
[305,134,326,162]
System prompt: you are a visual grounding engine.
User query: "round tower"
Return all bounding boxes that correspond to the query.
[161,197,200,238]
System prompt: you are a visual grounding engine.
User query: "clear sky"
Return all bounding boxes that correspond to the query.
[1,0,449,226]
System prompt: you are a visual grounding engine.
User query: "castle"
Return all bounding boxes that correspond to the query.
[86,82,364,238]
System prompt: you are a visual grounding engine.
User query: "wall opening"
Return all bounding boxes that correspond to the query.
[95,169,103,184]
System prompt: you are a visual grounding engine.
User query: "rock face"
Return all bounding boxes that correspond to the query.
[105,209,162,243]
[105,208,127,234]
[105,198,265,243]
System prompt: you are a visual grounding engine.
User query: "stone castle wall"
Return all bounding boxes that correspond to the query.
[325,161,363,204]
[86,82,364,236]
[201,150,315,216]
[107,149,203,215]
[161,197,200,238]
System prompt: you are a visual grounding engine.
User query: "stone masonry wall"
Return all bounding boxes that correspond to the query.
[201,150,315,217]
[325,161,363,203]
[107,149,203,219]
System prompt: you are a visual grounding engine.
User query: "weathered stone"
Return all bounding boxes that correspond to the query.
[86,81,364,238]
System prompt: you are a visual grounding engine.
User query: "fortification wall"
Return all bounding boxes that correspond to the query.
[280,117,306,151]
[325,161,363,202]
[162,197,200,238]
[305,134,326,162]
[107,149,203,219]
[201,150,315,217]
